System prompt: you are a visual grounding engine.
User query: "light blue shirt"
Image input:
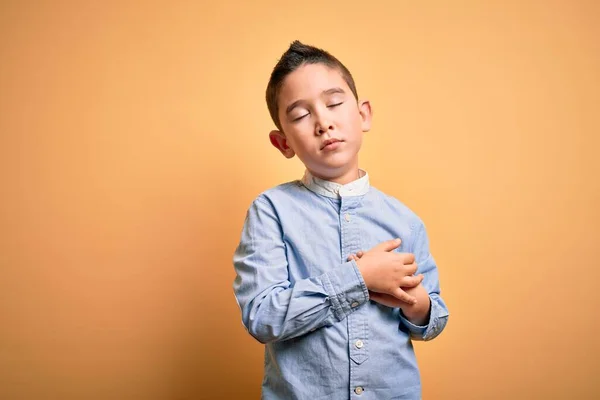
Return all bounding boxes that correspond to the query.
[233,171,449,400]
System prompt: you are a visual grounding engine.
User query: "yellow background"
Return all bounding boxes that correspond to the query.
[1,1,598,399]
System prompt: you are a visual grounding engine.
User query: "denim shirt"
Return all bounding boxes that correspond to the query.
[233,171,449,400]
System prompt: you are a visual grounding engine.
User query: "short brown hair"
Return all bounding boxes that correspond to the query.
[266,40,359,131]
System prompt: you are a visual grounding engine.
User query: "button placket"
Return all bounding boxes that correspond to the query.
[341,197,369,395]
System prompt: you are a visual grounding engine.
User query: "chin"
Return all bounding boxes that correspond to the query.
[326,152,357,167]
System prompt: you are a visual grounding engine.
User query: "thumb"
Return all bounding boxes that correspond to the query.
[370,238,401,253]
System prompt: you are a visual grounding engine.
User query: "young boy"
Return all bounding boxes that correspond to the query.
[233,41,449,400]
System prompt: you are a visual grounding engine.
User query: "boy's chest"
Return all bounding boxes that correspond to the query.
[278,198,412,283]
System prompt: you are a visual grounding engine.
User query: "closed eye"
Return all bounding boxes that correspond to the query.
[292,113,309,122]
[292,102,342,122]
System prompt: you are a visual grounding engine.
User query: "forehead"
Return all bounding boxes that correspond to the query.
[278,63,349,106]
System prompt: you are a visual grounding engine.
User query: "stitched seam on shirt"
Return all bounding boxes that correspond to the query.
[322,273,344,321]
[350,259,369,302]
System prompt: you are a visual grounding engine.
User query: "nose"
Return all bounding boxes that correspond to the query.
[315,117,334,136]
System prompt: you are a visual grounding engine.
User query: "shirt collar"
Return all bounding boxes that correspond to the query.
[301,169,370,199]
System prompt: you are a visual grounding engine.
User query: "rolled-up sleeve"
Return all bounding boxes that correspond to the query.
[399,221,449,341]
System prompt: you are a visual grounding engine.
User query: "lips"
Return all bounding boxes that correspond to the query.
[320,138,343,150]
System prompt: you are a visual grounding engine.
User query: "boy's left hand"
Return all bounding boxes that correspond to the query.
[368,286,428,309]
[348,251,427,311]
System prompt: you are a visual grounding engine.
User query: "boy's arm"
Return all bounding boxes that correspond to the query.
[398,220,449,341]
[233,197,369,344]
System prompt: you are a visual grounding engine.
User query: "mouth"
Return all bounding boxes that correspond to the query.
[320,138,343,150]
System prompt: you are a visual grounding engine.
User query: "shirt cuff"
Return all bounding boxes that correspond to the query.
[321,260,369,321]
[399,307,428,337]
[399,296,449,341]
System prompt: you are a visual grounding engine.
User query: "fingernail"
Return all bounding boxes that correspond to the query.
[395,238,401,243]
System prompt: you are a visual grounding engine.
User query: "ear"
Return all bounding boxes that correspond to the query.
[269,130,295,159]
[358,100,373,132]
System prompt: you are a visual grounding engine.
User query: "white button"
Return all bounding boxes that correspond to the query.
[354,386,364,395]
[351,301,359,308]
[344,213,351,222]
[355,339,364,349]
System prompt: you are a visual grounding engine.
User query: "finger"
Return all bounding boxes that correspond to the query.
[356,251,364,258]
[391,287,417,305]
[369,292,399,308]
[370,238,402,253]
[401,274,424,288]
[402,253,416,265]
[404,262,418,275]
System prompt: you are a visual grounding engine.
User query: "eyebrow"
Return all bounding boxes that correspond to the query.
[285,87,347,115]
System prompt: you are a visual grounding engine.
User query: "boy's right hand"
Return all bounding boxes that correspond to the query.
[350,239,423,305]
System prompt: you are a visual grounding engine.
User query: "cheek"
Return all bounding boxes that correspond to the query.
[340,107,361,126]
[339,112,363,135]
[285,132,313,153]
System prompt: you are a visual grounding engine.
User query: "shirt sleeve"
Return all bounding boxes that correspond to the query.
[398,220,449,341]
[233,196,370,344]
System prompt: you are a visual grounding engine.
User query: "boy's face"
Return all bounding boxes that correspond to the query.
[269,63,372,183]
